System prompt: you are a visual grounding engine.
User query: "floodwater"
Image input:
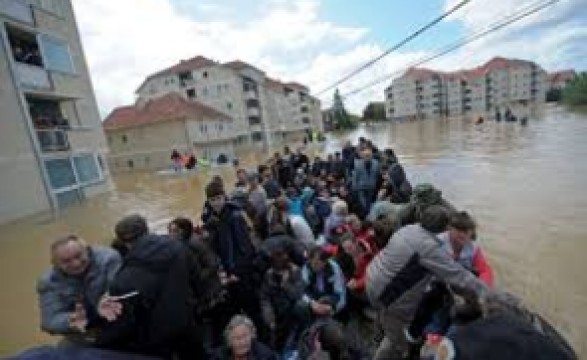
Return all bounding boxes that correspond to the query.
[1,105,587,356]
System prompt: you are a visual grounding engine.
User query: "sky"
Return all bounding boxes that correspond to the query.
[72,0,587,116]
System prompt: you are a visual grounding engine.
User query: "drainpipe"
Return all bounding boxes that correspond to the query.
[0,24,57,215]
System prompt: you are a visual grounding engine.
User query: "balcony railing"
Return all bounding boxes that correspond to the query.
[15,62,51,90]
[36,129,70,152]
[247,107,260,117]
[245,89,258,100]
[0,0,34,24]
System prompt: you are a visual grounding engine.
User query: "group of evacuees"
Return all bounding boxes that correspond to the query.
[19,138,577,360]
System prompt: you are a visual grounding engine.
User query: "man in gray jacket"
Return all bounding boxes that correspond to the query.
[366,205,487,360]
[37,234,121,344]
[351,147,379,217]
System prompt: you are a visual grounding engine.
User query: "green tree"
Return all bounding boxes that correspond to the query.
[562,72,587,106]
[332,89,356,129]
[362,102,386,121]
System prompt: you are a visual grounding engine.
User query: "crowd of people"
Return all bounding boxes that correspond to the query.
[23,138,578,360]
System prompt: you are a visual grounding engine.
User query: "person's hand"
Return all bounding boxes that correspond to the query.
[228,274,239,283]
[281,270,290,285]
[98,295,123,322]
[68,302,87,332]
[311,301,332,316]
[347,279,358,291]
[219,271,229,285]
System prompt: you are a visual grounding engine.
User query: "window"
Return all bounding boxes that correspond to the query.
[203,71,208,79]
[45,158,77,190]
[203,87,208,96]
[219,124,223,131]
[39,34,74,73]
[227,102,232,110]
[127,160,134,168]
[121,134,128,143]
[252,132,263,141]
[187,88,196,99]
[217,84,222,94]
[73,155,101,184]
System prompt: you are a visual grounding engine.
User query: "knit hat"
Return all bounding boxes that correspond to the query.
[412,183,442,205]
[205,180,225,198]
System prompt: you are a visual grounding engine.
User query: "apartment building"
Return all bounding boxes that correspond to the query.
[0,0,110,224]
[132,56,322,149]
[385,57,547,120]
[103,93,235,171]
[385,68,444,119]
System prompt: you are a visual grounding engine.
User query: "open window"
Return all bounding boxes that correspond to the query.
[6,25,43,67]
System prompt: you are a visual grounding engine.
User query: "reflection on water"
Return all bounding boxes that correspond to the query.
[1,106,587,356]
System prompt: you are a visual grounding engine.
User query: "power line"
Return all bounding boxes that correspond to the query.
[315,0,471,96]
[335,0,559,102]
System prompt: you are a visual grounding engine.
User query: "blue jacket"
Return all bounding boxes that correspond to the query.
[352,158,379,191]
[37,246,121,335]
[301,259,346,313]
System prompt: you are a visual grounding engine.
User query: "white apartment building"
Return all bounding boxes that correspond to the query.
[0,0,111,224]
[385,57,547,120]
[133,56,322,148]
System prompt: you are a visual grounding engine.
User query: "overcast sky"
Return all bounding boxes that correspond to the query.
[72,0,587,116]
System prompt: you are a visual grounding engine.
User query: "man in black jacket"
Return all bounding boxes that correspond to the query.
[203,180,266,341]
[96,214,204,359]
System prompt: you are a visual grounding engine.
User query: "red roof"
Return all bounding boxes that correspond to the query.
[223,60,264,73]
[404,67,444,80]
[547,70,576,83]
[103,93,231,131]
[266,77,285,91]
[284,82,309,92]
[136,56,217,93]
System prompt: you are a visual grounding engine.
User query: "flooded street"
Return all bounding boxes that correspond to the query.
[1,105,587,356]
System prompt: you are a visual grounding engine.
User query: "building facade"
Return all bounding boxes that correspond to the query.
[0,0,110,224]
[133,56,322,150]
[103,93,235,172]
[547,70,577,90]
[385,57,547,120]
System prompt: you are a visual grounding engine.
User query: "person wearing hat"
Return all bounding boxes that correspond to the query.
[95,214,205,359]
[398,183,456,226]
[203,180,266,343]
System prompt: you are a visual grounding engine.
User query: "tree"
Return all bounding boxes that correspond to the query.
[562,72,587,106]
[332,89,356,129]
[362,102,386,121]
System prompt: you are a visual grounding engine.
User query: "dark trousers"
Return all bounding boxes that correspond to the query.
[407,282,452,339]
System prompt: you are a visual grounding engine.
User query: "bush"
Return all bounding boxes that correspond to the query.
[562,72,587,106]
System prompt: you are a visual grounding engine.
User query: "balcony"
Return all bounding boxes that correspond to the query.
[15,62,52,90]
[248,116,261,126]
[245,90,258,101]
[0,0,34,24]
[247,107,260,117]
[37,129,70,152]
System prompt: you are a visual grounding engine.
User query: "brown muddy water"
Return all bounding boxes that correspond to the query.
[1,105,586,357]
